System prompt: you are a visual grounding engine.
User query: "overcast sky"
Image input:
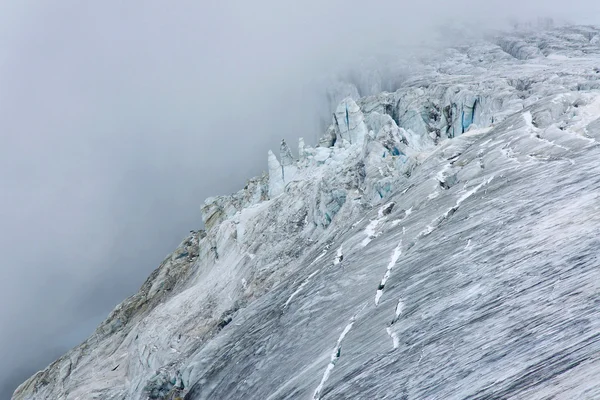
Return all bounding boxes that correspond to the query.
[1,1,599,397]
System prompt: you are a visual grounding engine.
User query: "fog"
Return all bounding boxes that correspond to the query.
[1,0,599,397]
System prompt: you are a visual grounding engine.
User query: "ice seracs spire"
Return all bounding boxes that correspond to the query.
[298,137,306,161]
[268,139,298,198]
[333,97,368,146]
[268,150,284,197]
[279,139,294,166]
[280,139,298,184]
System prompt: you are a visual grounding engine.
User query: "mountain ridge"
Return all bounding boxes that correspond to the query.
[14,24,600,399]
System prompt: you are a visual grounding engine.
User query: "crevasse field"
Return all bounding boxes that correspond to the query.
[15,25,600,400]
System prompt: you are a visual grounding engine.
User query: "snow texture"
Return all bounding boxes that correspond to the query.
[13,25,600,400]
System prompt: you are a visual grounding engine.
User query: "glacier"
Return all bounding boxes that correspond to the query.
[13,25,600,399]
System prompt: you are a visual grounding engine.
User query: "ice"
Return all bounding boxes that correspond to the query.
[312,318,355,400]
[333,245,343,265]
[16,24,600,400]
[280,139,298,182]
[395,299,405,317]
[361,218,383,247]
[333,98,368,146]
[268,150,285,197]
[386,327,400,349]
[374,242,402,306]
[284,270,321,309]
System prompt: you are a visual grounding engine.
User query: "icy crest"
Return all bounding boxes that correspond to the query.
[14,25,600,400]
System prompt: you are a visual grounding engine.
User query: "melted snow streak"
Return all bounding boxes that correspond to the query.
[386,327,400,349]
[361,218,383,247]
[333,245,343,265]
[361,203,395,247]
[418,176,494,239]
[385,299,405,350]
[312,318,356,400]
[378,177,493,350]
[283,269,320,309]
[394,299,404,318]
[374,242,403,306]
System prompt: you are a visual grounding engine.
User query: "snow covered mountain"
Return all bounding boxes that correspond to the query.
[14,25,600,399]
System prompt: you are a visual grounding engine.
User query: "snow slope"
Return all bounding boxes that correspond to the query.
[14,25,600,399]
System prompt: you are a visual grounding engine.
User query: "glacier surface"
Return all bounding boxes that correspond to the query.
[13,25,600,400]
